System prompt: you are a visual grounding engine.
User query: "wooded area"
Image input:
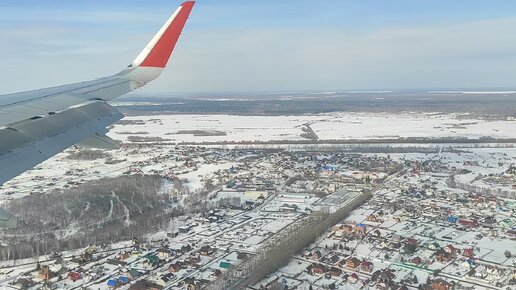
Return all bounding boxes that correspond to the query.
[0,175,170,260]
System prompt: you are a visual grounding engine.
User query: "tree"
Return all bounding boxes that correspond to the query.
[403,244,417,254]
[365,175,371,184]
[203,179,215,192]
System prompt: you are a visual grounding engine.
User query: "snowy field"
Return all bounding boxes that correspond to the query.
[108,112,516,143]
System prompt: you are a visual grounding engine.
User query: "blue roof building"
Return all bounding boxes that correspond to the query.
[107,279,118,288]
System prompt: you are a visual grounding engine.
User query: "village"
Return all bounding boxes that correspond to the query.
[255,150,516,290]
[0,144,513,289]
[0,117,514,289]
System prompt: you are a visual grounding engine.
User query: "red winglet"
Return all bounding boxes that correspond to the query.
[139,1,195,68]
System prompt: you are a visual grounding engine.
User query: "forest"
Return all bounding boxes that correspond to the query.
[0,175,172,260]
[0,174,243,261]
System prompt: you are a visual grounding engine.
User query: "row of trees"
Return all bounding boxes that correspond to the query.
[66,149,112,160]
[448,175,516,199]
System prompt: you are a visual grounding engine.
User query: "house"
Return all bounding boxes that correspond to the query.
[279,203,298,212]
[371,270,381,282]
[257,194,266,202]
[379,241,388,248]
[461,258,474,268]
[118,251,130,261]
[334,224,344,231]
[406,237,419,246]
[84,244,97,255]
[337,259,348,268]
[184,277,202,290]
[443,245,457,255]
[462,248,474,258]
[312,250,322,260]
[458,219,477,228]
[237,252,248,260]
[38,266,54,281]
[124,269,144,280]
[342,224,354,234]
[200,245,215,256]
[156,248,173,260]
[371,229,382,238]
[378,269,396,284]
[168,262,183,273]
[106,259,127,266]
[118,276,130,285]
[157,273,175,286]
[68,271,81,282]
[15,278,35,289]
[328,254,340,264]
[311,264,326,275]
[212,269,222,277]
[144,255,160,268]
[410,256,422,265]
[367,214,380,222]
[347,257,361,268]
[436,250,453,263]
[466,258,475,267]
[187,254,201,266]
[219,261,232,269]
[349,273,359,284]
[329,267,342,276]
[355,224,367,234]
[428,242,441,251]
[178,225,193,234]
[107,279,118,288]
[129,280,163,290]
[431,279,452,290]
[180,244,193,253]
[360,261,373,272]
[446,216,458,223]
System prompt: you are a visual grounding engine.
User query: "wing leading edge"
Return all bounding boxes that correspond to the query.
[0,1,195,185]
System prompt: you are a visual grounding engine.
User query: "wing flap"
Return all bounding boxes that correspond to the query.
[78,133,120,150]
[0,102,123,184]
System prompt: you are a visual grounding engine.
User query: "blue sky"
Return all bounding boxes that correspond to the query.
[2,0,516,93]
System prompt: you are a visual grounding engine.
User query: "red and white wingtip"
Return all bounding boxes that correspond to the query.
[132,1,195,68]
[120,1,195,83]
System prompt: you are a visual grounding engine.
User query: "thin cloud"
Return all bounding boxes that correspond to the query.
[2,12,516,93]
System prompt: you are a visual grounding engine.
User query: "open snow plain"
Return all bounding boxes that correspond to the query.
[107,112,516,144]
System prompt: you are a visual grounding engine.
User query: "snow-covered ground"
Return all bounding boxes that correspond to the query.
[108,112,516,143]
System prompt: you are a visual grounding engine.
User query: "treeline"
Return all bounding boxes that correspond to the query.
[455,181,515,199]
[174,136,516,146]
[66,149,112,160]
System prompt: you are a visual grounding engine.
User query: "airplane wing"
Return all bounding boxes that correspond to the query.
[0,1,195,185]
